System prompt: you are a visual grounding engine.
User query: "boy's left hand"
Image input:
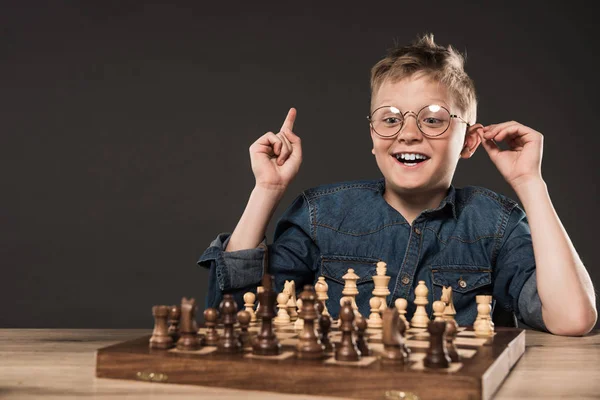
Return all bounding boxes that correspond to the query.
[475,121,544,190]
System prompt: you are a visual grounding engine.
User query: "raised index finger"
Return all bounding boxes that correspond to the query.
[280,107,297,132]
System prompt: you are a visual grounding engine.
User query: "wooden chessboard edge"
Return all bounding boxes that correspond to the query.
[481,329,526,400]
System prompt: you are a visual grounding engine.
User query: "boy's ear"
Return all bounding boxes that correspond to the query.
[460,124,483,159]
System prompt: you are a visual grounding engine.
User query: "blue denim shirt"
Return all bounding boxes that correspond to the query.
[198,179,547,331]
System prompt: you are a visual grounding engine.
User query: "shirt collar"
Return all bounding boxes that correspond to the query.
[377,179,457,220]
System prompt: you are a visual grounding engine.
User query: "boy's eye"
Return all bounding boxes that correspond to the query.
[422,117,444,125]
[383,117,401,125]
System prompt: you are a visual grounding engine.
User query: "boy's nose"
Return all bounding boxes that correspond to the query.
[396,114,423,143]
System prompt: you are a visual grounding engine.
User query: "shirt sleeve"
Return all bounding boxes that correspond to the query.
[197,192,320,310]
[492,204,548,332]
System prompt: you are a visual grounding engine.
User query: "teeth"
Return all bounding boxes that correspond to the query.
[395,153,428,160]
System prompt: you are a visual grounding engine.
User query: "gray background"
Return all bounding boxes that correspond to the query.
[2,1,598,328]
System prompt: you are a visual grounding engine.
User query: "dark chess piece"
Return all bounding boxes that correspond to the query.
[335,299,361,362]
[176,297,202,350]
[445,319,460,362]
[314,300,325,335]
[319,311,334,353]
[296,285,325,359]
[203,308,220,345]
[149,305,174,349]
[380,307,408,363]
[424,320,451,369]
[167,305,181,343]
[237,310,251,348]
[218,294,242,353]
[355,315,372,357]
[252,274,281,355]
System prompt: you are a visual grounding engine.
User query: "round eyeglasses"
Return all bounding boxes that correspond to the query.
[367,104,470,138]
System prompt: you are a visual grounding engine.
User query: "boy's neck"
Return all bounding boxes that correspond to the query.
[383,183,450,226]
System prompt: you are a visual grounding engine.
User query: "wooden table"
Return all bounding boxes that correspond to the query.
[1,329,598,399]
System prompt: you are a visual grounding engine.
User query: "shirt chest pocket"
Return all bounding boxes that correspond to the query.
[320,255,379,319]
[430,265,492,326]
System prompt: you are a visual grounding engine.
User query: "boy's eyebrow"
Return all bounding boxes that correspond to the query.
[377,98,451,108]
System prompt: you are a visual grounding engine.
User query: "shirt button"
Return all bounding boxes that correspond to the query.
[413,227,421,235]
[401,276,410,285]
[458,279,467,288]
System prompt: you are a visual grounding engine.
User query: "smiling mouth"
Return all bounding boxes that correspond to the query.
[391,153,430,166]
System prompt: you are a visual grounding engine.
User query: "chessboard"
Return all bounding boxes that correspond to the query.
[95,320,525,400]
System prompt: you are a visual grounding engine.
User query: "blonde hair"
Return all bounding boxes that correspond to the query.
[370,33,477,124]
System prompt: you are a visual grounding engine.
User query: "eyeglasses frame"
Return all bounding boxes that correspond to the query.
[367,104,470,138]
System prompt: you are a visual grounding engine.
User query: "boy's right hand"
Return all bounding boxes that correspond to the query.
[249,108,302,192]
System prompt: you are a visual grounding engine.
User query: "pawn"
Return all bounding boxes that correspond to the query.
[445,319,460,362]
[423,320,451,369]
[335,300,361,362]
[217,294,242,353]
[243,292,257,322]
[474,301,494,338]
[394,298,410,330]
[150,305,174,349]
[432,300,446,322]
[237,310,251,348]
[203,307,220,346]
[319,310,334,353]
[367,297,383,329]
[167,305,181,343]
[355,315,371,357]
[294,298,304,330]
[274,292,291,326]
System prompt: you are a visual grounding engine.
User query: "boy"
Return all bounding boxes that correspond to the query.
[198,34,597,335]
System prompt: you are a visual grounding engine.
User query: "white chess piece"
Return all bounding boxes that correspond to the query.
[367,297,383,329]
[474,295,494,337]
[394,298,410,329]
[342,268,360,316]
[284,280,298,321]
[315,276,330,317]
[441,286,457,322]
[274,292,291,326]
[432,300,446,322]
[243,292,257,322]
[294,298,304,330]
[411,280,430,328]
[372,261,391,312]
[255,286,264,315]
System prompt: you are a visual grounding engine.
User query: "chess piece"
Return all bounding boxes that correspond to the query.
[411,280,430,328]
[441,286,457,321]
[367,297,383,329]
[243,292,257,322]
[372,261,391,312]
[237,310,251,348]
[380,307,409,363]
[150,305,174,349]
[252,274,281,355]
[296,285,325,359]
[314,276,330,317]
[203,307,220,345]
[176,297,202,350]
[355,315,372,357]
[432,300,446,322]
[283,280,298,321]
[218,294,242,353]
[274,292,291,326]
[319,310,334,353]
[474,295,494,337]
[294,298,304,330]
[335,299,361,361]
[342,268,360,315]
[255,286,264,315]
[423,320,451,369]
[445,319,460,362]
[167,305,181,343]
[394,298,410,329]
